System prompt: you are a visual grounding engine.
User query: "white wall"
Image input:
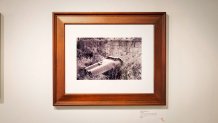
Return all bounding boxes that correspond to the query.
[0,0,218,123]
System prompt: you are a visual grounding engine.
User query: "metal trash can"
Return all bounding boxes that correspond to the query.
[85,56,123,76]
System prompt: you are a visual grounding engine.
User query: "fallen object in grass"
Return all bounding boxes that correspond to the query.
[85,56,123,76]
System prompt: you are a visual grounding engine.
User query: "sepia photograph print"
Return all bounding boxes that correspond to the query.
[77,37,142,80]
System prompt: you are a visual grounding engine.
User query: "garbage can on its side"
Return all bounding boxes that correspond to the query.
[85,56,123,76]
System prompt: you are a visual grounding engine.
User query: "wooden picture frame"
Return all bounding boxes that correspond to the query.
[53,12,166,106]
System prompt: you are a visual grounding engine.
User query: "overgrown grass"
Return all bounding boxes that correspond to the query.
[77,37,141,80]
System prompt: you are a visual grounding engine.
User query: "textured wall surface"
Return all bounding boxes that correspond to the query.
[0,0,218,123]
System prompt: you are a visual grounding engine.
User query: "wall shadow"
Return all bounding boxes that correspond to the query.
[0,13,4,104]
[54,105,167,110]
[166,14,169,109]
[53,13,170,110]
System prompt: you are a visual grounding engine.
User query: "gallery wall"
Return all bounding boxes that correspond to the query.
[0,0,218,123]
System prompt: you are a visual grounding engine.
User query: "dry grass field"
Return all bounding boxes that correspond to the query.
[77,37,142,80]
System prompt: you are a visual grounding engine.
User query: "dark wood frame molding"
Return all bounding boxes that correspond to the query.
[53,12,166,106]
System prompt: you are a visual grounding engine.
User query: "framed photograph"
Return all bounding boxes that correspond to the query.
[53,12,166,106]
